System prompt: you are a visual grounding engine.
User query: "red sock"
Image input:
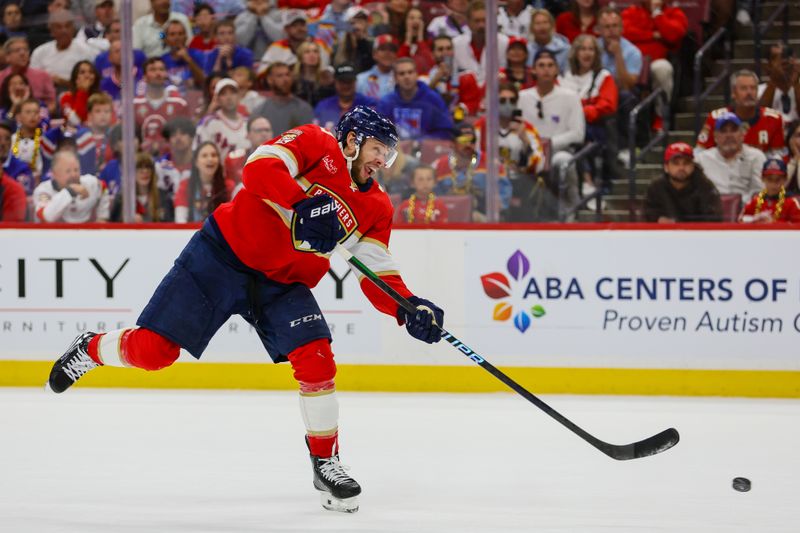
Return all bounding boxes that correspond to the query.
[87,334,103,365]
[308,432,338,458]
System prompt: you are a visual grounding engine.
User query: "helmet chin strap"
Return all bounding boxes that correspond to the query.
[340,141,361,173]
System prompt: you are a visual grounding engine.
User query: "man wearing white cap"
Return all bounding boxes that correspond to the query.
[259,9,331,72]
[195,78,249,160]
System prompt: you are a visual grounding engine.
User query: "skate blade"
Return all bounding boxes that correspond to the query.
[319,493,359,513]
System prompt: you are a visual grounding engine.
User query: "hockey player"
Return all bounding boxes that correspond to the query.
[46,106,444,514]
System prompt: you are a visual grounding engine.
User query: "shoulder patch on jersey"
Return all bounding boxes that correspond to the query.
[275,129,303,145]
[709,107,729,118]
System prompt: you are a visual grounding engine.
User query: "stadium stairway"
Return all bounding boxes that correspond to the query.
[578,1,800,222]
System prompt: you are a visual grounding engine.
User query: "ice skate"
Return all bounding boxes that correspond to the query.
[46,332,98,393]
[309,452,361,513]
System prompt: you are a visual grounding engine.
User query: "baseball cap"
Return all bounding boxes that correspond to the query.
[214,78,239,96]
[373,34,398,51]
[508,37,528,49]
[344,6,369,22]
[762,158,787,176]
[95,0,114,6]
[714,111,742,130]
[532,48,556,65]
[334,63,357,82]
[664,142,694,163]
[282,9,307,27]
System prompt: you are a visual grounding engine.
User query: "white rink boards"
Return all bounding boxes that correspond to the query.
[1,388,798,532]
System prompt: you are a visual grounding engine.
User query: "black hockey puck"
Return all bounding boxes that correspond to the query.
[732,477,751,492]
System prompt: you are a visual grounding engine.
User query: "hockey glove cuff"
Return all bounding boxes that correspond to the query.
[293,194,346,254]
[397,296,444,344]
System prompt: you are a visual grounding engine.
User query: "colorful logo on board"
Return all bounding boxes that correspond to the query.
[480,250,546,333]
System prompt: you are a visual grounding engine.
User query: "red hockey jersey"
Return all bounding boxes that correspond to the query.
[697,106,786,156]
[741,192,800,223]
[213,124,413,318]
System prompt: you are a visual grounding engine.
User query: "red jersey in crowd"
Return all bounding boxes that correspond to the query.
[741,191,800,223]
[394,194,449,224]
[213,124,413,318]
[189,34,216,51]
[0,173,26,222]
[697,106,786,157]
[555,12,597,43]
[397,40,436,75]
[622,4,688,61]
[133,89,190,156]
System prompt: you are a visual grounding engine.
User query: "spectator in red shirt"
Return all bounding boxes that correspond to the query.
[499,37,535,91]
[394,165,449,224]
[740,158,800,224]
[0,37,56,115]
[0,171,27,222]
[697,69,787,158]
[622,0,688,128]
[556,0,600,43]
[398,7,435,75]
[59,61,101,127]
[189,3,217,52]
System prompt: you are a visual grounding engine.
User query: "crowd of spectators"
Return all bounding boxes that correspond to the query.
[0,0,797,226]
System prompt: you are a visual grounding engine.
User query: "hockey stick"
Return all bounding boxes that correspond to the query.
[336,246,679,461]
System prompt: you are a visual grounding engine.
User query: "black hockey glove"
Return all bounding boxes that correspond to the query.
[397,296,444,344]
[293,194,346,254]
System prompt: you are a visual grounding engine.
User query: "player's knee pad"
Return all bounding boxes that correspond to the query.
[122,328,180,371]
[287,338,337,387]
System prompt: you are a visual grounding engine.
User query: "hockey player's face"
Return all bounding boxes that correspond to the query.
[353,138,389,182]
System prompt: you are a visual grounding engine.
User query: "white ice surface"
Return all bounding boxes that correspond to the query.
[1,388,798,533]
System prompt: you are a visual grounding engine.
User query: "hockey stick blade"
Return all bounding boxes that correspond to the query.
[336,246,680,461]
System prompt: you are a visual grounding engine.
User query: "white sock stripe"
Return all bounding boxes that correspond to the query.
[299,390,339,433]
[98,328,132,367]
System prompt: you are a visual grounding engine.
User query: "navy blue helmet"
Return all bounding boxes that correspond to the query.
[335,106,399,167]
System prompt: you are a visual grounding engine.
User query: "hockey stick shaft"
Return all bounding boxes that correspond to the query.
[336,246,679,461]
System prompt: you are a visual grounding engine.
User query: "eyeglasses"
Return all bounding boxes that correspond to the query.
[499,97,517,105]
[536,100,543,120]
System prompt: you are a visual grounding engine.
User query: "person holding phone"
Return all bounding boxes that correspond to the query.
[758,44,800,127]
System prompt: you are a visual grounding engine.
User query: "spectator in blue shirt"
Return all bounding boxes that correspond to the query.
[355,35,397,100]
[161,19,207,93]
[314,63,377,132]
[203,19,254,75]
[377,58,454,140]
[596,7,641,91]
